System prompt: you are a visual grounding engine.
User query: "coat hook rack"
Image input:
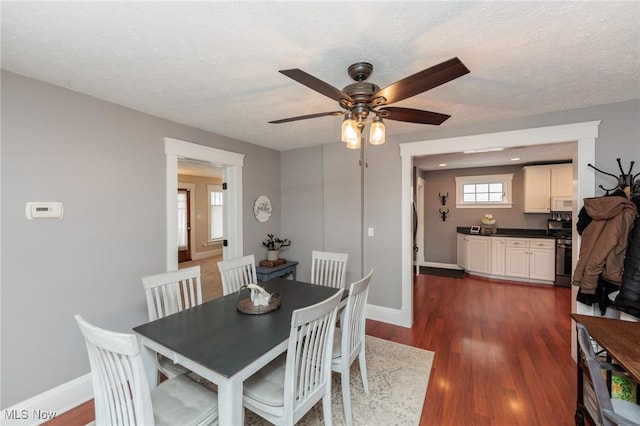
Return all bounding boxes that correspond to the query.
[587,158,639,194]
[439,208,449,221]
[438,192,449,206]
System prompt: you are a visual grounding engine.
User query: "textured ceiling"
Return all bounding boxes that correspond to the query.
[2,2,639,152]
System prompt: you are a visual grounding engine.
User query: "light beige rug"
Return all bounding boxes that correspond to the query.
[245,335,434,426]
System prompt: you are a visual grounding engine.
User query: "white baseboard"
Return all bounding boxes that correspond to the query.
[365,303,412,328]
[1,374,92,426]
[191,249,222,261]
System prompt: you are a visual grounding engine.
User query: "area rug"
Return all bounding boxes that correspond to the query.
[245,335,434,426]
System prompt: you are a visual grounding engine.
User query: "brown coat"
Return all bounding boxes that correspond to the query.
[572,196,637,294]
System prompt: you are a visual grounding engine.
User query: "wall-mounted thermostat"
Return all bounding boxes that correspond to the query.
[26,202,64,220]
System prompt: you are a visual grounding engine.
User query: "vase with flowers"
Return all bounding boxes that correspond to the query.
[262,233,291,261]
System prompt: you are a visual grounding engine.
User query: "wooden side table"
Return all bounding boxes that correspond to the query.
[256,261,298,282]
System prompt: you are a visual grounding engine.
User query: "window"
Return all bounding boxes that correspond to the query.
[208,185,223,240]
[455,174,513,208]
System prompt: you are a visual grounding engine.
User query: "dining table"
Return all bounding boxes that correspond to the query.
[133,277,343,426]
[571,313,640,425]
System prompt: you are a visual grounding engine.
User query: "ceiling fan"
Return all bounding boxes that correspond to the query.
[269,57,470,148]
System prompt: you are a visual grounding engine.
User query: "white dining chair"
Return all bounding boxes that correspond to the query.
[311,250,349,289]
[576,323,640,426]
[75,314,218,426]
[332,269,374,426]
[141,266,202,379]
[242,289,344,426]
[217,254,257,295]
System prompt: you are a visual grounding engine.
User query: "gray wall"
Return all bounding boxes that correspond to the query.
[0,71,281,407]
[421,164,555,264]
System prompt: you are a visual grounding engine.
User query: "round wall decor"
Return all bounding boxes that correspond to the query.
[253,195,272,222]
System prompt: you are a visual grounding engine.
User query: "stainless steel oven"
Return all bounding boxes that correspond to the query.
[548,220,572,287]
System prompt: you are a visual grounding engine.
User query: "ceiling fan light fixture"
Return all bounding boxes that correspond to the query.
[341,112,360,147]
[369,115,385,145]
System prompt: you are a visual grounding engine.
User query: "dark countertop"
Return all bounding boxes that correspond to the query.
[457,226,553,239]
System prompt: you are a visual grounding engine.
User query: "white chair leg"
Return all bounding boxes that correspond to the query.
[341,363,353,426]
[359,349,369,394]
[322,390,333,426]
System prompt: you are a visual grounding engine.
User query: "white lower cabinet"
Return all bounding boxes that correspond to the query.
[504,238,555,283]
[458,233,555,284]
[467,235,491,274]
[491,238,506,276]
[457,233,469,270]
[528,240,556,281]
[505,239,532,279]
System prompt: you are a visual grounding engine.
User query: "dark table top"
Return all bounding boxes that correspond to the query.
[134,278,340,378]
[571,313,640,382]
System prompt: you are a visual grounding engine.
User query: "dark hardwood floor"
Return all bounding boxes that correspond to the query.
[45,273,576,425]
[367,273,576,426]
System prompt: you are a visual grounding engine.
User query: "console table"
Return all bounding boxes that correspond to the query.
[256,260,298,281]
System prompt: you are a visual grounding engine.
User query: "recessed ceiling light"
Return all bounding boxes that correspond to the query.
[511,157,521,161]
[439,163,447,167]
[463,147,504,154]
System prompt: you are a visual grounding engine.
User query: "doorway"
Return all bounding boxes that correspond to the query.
[177,187,192,262]
[165,137,245,272]
[399,121,600,328]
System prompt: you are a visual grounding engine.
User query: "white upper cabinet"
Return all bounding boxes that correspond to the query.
[523,163,572,213]
[550,164,573,197]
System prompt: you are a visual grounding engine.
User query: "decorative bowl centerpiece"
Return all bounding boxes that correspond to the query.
[236,283,281,315]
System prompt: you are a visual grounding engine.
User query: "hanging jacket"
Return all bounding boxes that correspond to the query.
[614,193,640,318]
[572,196,637,294]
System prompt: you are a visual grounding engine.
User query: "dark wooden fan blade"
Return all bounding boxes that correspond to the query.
[373,57,469,105]
[280,69,354,104]
[381,107,450,125]
[269,111,344,124]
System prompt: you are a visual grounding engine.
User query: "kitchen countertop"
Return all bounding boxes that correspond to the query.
[456,227,554,239]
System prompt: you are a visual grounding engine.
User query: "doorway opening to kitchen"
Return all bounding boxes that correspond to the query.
[399,121,599,328]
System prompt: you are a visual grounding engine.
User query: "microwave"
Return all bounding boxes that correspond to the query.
[551,196,572,212]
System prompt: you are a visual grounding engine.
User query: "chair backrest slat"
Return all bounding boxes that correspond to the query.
[282,289,343,424]
[141,266,202,321]
[310,250,348,289]
[75,315,154,426]
[218,254,257,295]
[340,269,373,363]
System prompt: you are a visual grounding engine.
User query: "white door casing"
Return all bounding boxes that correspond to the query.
[165,138,244,271]
[400,121,599,328]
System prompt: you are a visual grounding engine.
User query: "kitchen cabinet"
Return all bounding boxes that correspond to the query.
[505,238,555,282]
[491,237,506,276]
[467,235,492,274]
[458,234,555,283]
[550,164,572,197]
[457,233,469,270]
[523,166,551,213]
[523,164,572,213]
[529,240,556,281]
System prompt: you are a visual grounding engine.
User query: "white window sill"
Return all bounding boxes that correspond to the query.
[456,203,513,209]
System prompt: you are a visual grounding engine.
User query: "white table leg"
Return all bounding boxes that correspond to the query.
[217,377,244,426]
[139,342,159,389]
